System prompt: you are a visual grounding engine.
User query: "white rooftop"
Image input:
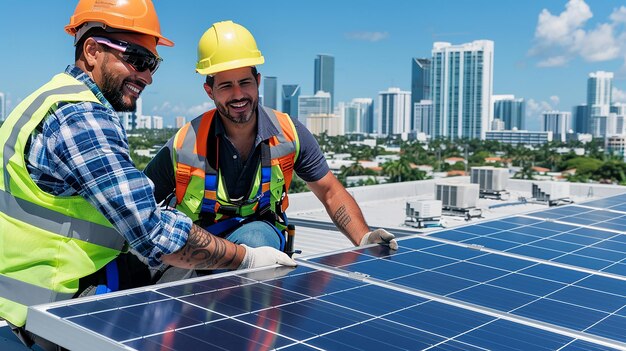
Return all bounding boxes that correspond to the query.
[287,178,626,257]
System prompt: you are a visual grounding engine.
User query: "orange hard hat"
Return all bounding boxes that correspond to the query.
[65,0,173,47]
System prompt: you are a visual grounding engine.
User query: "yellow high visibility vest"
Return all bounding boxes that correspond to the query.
[0,73,126,327]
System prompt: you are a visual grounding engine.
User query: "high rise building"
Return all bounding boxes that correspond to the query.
[307,113,342,136]
[263,76,278,109]
[152,116,163,130]
[377,87,411,136]
[572,104,589,134]
[431,40,494,140]
[339,98,374,134]
[117,112,136,131]
[413,100,433,136]
[493,95,525,130]
[298,91,331,127]
[587,71,613,137]
[352,98,374,134]
[411,58,431,126]
[314,54,335,107]
[0,92,6,122]
[137,115,151,129]
[281,84,300,119]
[175,116,186,128]
[543,111,571,142]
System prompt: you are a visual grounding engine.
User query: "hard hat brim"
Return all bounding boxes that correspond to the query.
[196,56,264,75]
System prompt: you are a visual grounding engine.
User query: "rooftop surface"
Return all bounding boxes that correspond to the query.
[287,178,626,256]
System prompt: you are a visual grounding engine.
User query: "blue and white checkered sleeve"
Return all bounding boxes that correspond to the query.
[45,102,191,266]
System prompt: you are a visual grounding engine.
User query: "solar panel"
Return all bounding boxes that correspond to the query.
[24,193,626,350]
[27,237,626,350]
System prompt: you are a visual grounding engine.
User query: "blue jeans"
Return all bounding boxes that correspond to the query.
[224,221,284,250]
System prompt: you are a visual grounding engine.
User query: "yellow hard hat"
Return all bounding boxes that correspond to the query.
[196,20,264,75]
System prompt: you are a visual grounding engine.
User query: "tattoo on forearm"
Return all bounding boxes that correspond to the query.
[332,205,351,232]
[180,226,231,269]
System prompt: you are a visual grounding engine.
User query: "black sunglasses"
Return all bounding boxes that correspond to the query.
[92,36,162,74]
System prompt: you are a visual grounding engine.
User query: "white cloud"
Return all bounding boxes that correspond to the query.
[609,6,626,24]
[149,100,215,120]
[525,98,558,130]
[534,0,591,46]
[537,56,569,67]
[550,95,560,106]
[578,23,620,61]
[529,0,626,67]
[527,98,556,116]
[187,102,215,117]
[345,31,389,42]
[613,87,626,103]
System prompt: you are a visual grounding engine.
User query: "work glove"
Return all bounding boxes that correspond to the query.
[238,244,297,269]
[360,228,399,250]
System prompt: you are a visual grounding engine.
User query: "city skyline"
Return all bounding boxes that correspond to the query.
[2,0,626,129]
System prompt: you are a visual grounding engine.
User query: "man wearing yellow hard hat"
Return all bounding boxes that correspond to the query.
[145,20,398,267]
[0,4,295,349]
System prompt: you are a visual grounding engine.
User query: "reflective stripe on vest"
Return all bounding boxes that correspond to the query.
[0,275,74,307]
[0,73,124,327]
[0,189,124,250]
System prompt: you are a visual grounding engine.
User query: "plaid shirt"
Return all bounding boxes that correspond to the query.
[26,65,190,266]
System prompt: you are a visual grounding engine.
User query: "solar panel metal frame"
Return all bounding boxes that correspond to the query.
[27,243,626,350]
[25,192,626,351]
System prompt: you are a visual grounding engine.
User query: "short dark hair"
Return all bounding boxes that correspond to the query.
[205,66,258,87]
[74,27,108,61]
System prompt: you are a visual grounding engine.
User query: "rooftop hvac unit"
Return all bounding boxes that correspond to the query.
[470,166,508,192]
[435,183,479,209]
[532,182,569,202]
[405,200,442,219]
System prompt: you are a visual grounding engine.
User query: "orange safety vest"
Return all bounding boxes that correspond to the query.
[171,107,300,231]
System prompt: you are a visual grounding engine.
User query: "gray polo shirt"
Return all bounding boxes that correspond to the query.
[144,107,329,203]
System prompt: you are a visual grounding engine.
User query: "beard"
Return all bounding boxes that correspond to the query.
[215,97,257,124]
[100,55,138,112]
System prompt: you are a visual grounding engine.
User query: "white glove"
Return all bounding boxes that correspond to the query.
[360,228,398,250]
[238,245,297,269]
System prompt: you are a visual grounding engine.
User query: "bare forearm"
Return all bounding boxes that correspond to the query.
[161,224,245,269]
[326,190,370,245]
[308,172,371,245]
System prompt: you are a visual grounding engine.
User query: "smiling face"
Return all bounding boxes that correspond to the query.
[204,66,260,125]
[85,32,159,112]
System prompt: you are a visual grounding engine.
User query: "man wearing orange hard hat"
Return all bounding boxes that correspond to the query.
[145,20,398,276]
[0,3,295,350]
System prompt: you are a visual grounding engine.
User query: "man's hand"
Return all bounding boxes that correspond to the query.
[360,229,398,250]
[238,245,297,269]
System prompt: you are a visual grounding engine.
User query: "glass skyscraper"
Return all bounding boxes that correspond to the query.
[263,76,278,109]
[377,87,411,136]
[543,111,572,142]
[411,58,431,128]
[587,71,613,137]
[281,84,300,119]
[493,95,525,130]
[298,91,331,127]
[431,40,494,140]
[314,54,335,107]
[340,98,374,134]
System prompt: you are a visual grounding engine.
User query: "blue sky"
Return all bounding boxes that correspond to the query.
[2,0,626,130]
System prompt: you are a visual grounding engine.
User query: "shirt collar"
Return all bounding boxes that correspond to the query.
[64,65,114,111]
[213,105,281,146]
